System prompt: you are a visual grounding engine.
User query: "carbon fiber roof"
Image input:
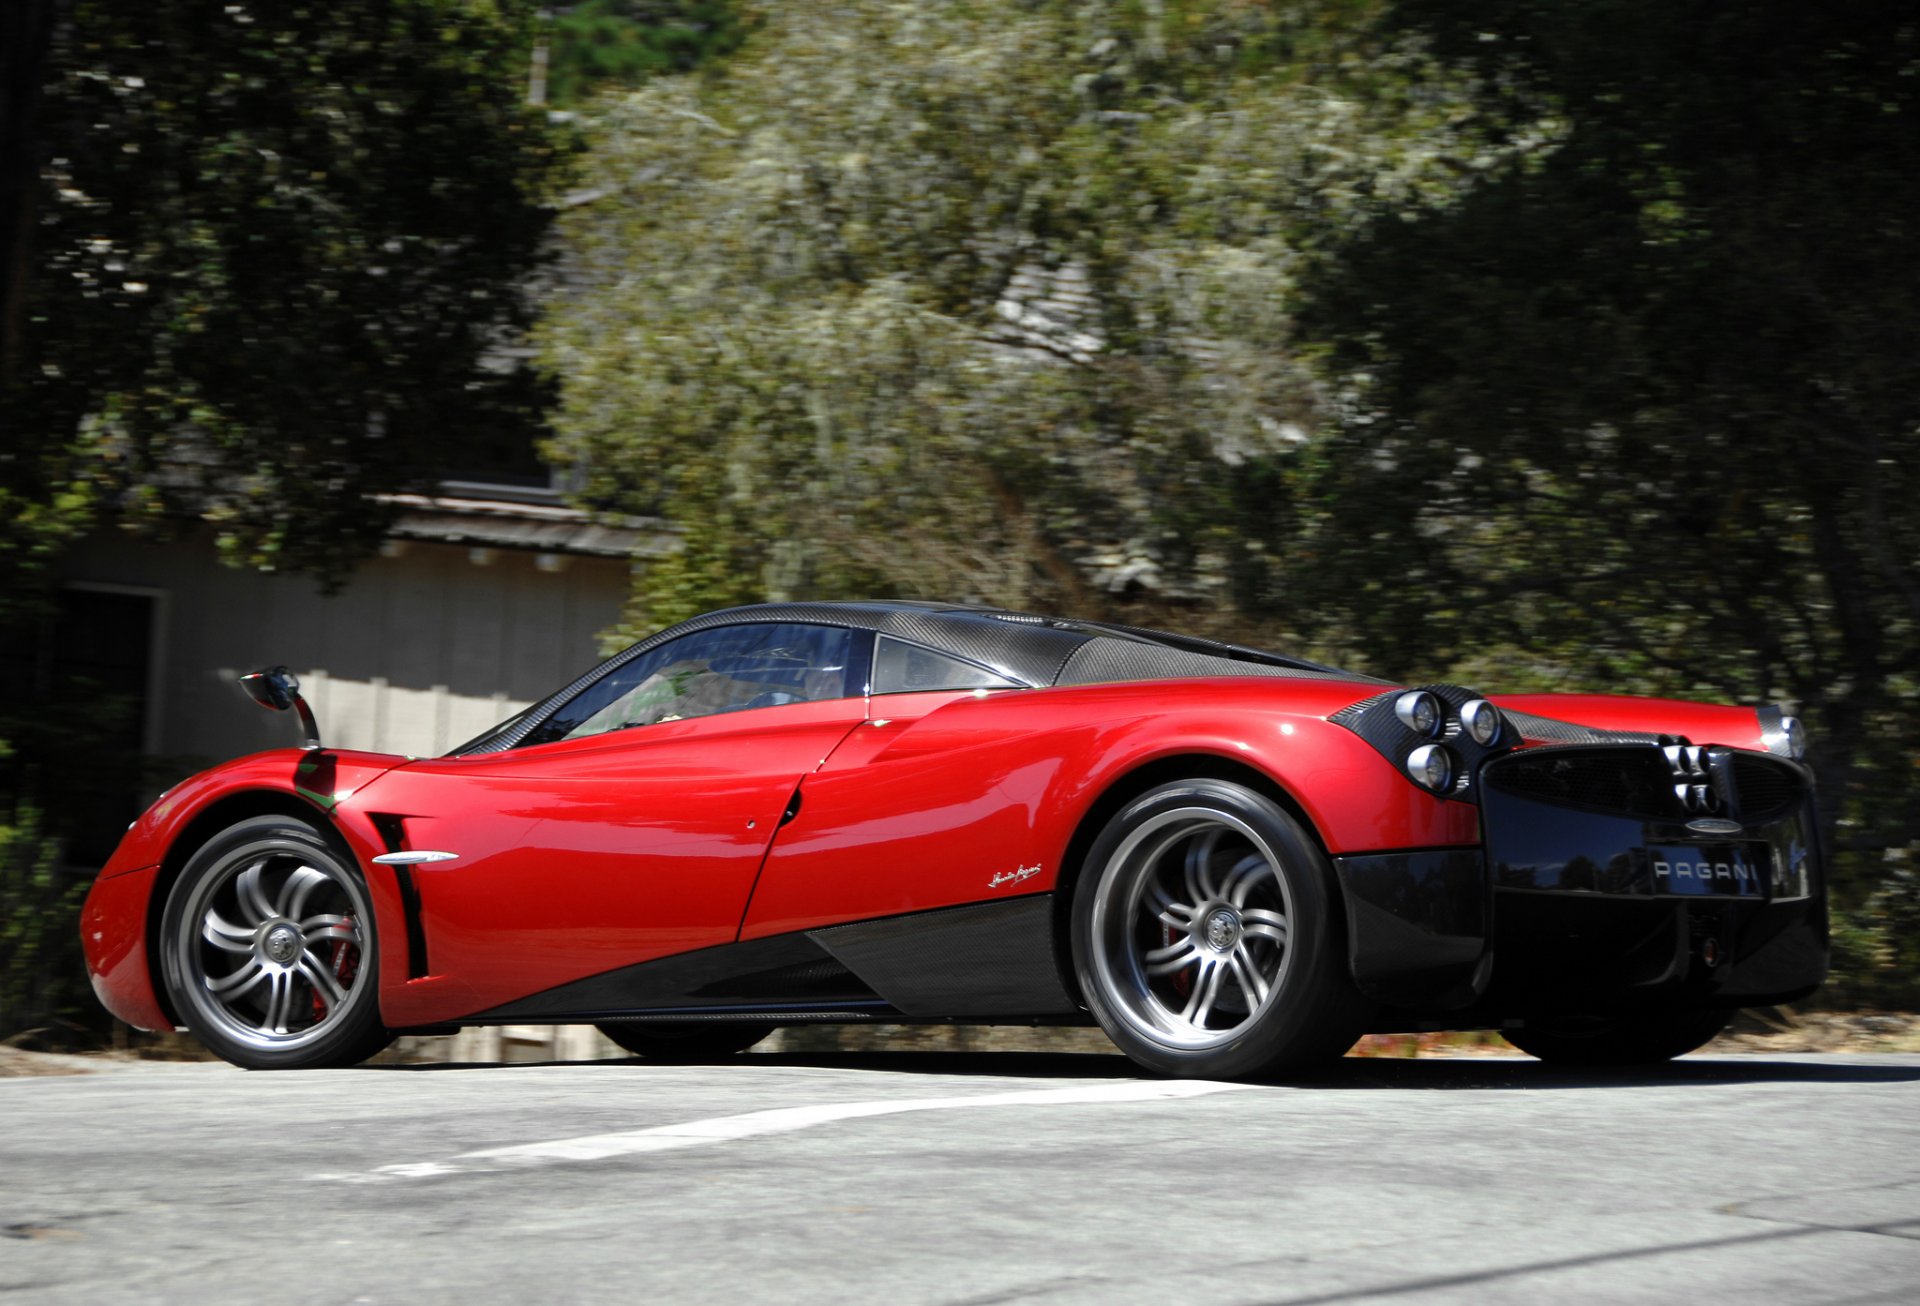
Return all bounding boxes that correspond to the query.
[1055,637,1363,687]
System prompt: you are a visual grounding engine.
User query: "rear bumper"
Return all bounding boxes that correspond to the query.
[1333,743,1829,1018]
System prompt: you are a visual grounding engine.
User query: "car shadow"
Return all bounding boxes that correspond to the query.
[364,1048,1920,1088]
[1262,1053,1920,1091]
[362,1049,1144,1079]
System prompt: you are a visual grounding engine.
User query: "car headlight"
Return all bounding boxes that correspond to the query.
[1459,699,1504,746]
[1407,744,1455,794]
[1394,691,1443,738]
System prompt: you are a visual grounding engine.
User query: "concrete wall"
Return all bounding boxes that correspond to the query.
[57,532,634,782]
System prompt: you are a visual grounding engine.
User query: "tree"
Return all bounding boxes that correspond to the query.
[1294,1,1920,988]
[543,1,746,107]
[0,803,90,1043]
[541,0,1471,637]
[551,1,1918,997]
[1,0,561,594]
[0,0,564,1038]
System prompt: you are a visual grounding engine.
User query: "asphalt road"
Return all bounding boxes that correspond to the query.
[3,1050,1918,1305]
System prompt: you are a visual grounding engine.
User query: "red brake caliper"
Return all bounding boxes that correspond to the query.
[312,916,360,1020]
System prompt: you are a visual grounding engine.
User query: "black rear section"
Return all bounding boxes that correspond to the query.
[1334,743,1828,1029]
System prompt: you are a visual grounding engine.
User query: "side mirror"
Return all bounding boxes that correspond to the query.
[239,666,322,751]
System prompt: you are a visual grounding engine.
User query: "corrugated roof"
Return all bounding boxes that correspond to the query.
[378,493,675,559]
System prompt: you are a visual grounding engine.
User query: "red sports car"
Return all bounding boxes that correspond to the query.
[81,602,1825,1076]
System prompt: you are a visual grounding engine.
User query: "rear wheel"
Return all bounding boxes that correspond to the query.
[1072,780,1364,1079]
[1505,1010,1730,1066]
[596,1021,775,1062]
[159,815,391,1069]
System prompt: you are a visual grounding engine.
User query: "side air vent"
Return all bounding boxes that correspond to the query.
[367,813,431,980]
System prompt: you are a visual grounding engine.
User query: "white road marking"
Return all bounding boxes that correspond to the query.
[319,1079,1251,1183]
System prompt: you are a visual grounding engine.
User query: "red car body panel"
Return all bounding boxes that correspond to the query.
[350,696,869,1026]
[79,865,171,1032]
[741,680,1478,941]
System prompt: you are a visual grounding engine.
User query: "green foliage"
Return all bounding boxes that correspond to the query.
[0,804,89,1040]
[544,0,1469,641]
[545,1,746,106]
[4,0,561,592]
[0,1,566,1036]
[0,451,96,629]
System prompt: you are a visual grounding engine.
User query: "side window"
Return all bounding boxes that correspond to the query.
[525,624,854,745]
[872,636,1019,694]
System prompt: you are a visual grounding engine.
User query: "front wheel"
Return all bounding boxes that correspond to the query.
[1505,1010,1730,1066]
[1072,780,1364,1079]
[597,1021,775,1062]
[159,815,391,1069]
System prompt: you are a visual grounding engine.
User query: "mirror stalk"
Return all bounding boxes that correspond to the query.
[239,666,323,751]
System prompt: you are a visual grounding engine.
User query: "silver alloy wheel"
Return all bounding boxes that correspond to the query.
[1086,806,1295,1051]
[172,843,369,1054]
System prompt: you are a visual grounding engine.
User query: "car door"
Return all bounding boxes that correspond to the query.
[741,634,1047,939]
[360,622,871,1020]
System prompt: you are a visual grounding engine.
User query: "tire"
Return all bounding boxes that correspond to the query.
[1072,779,1365,1079]
[159,815,391,1070]
[596,1022,775,1062]
[1505,1010,1731,1066]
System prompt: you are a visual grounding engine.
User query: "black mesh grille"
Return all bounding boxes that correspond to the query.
[1483,747,1679,820]
[1730,754,1806,822]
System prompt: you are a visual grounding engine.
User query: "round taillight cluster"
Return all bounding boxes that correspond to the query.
[1391,692,1508,795]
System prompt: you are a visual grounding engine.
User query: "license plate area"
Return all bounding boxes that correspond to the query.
[1645,844,1770,898]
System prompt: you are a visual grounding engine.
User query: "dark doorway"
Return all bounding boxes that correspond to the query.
[0,587,157,867]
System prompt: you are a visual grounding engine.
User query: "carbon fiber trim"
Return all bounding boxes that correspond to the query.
[880,610,1086,685]
[1501,709,1663,746]
[1055,637,1357,688]
[809,896,1080,1017]
[467,930,883,1021]
[1328,683,1511,801]
[584,1007,888,1023]
[1326,689,1394,731]
[1070,619,1378,680]
[1329,683,1509,731]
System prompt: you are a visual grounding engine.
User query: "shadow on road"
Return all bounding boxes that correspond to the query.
[365,1049,1920,1089]
[1270,1054,1920,1091]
